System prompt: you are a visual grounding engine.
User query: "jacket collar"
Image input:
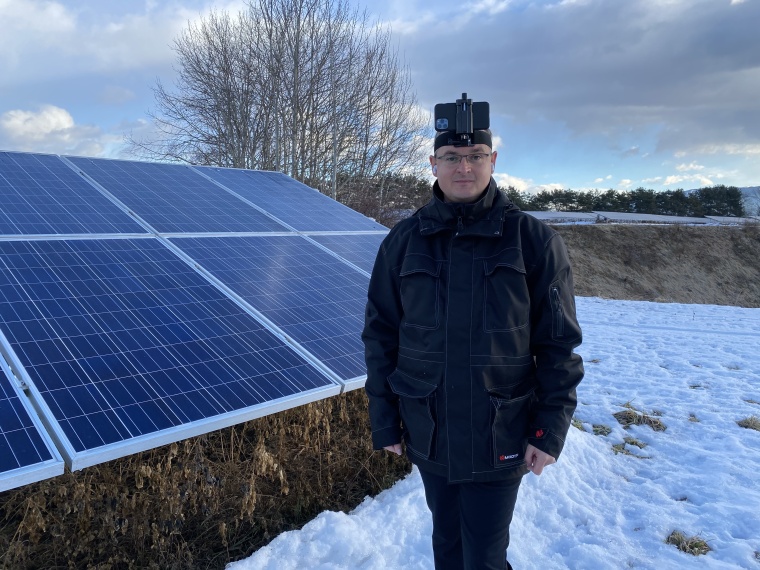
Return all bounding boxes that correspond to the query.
[417,178,518,237]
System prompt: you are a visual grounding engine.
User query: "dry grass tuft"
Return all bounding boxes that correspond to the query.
[0,391,411,570]
[737,416,760,431]
[592,424,612,436]
[612,437,649,458]
[613,405,667,432]
[665,530,711,556]
[624,436,647,448]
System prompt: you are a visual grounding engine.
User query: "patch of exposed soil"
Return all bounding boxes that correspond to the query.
[557,223,760,308]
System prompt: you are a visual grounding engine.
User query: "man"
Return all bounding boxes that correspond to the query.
[362,101,584,569]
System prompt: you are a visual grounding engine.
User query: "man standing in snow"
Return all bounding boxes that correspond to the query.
[362,94,584,570]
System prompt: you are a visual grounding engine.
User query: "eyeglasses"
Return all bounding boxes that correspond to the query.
[434,153,492,166]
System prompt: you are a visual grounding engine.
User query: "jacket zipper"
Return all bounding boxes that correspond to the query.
[551,286,565,337]
[455,205,464,235]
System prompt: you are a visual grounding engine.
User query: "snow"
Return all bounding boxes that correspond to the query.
[228,297,760,570]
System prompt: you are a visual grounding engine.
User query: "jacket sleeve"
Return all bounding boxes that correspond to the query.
[527,232,584,460]
[362,238,404,450]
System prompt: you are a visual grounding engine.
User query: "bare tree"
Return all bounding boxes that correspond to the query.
[129,0,429,199]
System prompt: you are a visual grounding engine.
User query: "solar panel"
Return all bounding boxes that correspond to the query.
[66,157,289,234]
[309,233,386,274]
[0,356,64,492]
[170,236,369,385]
[0,152,147,236]
[0,237,339,470]
[0,150,383,483]
[197,167,388,232]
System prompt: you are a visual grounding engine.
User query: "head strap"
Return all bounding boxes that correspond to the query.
[434,130,492,151]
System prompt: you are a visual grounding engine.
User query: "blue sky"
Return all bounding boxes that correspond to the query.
[2,0,759,192]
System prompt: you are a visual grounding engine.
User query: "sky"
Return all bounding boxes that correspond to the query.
[227,297,760,569]
[2,0,760,193]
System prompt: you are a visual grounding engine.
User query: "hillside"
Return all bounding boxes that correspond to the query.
[557,223,760,308]
[1,223,758,570]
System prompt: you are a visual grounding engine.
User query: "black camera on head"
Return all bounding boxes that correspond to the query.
[434,93,490,149]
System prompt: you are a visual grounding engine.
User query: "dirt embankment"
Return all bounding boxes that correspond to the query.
[556,223,760,308]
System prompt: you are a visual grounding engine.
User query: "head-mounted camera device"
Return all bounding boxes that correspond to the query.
[434,93,491,151]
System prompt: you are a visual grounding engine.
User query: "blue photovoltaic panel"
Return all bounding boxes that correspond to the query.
[0,152,147,236]
[310,233,386,274]
[198,167,388,232]
[0,360,64,491]
[171,236,369,381]
[0,238,335,468]
[66,157,288,234]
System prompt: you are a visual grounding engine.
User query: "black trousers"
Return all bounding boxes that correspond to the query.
[419,469,522,570]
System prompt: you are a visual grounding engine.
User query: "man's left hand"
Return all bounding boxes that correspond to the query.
[524,443,556,475]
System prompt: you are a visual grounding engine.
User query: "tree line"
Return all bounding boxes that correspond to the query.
[310,174,748,227]
[501,185,746,218]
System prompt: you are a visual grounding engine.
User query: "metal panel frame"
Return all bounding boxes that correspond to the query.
[0,351,65,491]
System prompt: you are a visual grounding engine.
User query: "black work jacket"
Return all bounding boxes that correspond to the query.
[362,179,584,483]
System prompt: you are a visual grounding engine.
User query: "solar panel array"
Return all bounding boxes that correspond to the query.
[0,151,387,489]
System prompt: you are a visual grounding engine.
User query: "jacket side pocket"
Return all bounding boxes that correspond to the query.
[490,388,534,469]
[387,369,437,459]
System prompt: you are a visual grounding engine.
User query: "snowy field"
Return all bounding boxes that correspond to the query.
[228,297,760,570]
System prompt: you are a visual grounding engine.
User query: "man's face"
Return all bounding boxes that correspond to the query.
[430,144,497,203]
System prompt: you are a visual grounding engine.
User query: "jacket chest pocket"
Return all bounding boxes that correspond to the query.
[481,250,530,332]
[400,254,441,330]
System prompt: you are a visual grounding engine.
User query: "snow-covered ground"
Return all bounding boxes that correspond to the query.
[228,297,760,570]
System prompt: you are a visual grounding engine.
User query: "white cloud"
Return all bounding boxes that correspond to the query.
[618,179,634,189]
[494,173,567,194]
[0,0,76,37]
[693,143,760,156]
[675,161,705,172]
[469,0,512,16]
[0,105,117,156]
[1,105,75,140]
[641,176,663,184]
[491,133,505,153]
[663,173,715,187]
[493,172,533,192]
[528,182,566,193]
[0,0,247,85]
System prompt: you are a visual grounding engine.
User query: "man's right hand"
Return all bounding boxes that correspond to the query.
[384,443,402,455]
